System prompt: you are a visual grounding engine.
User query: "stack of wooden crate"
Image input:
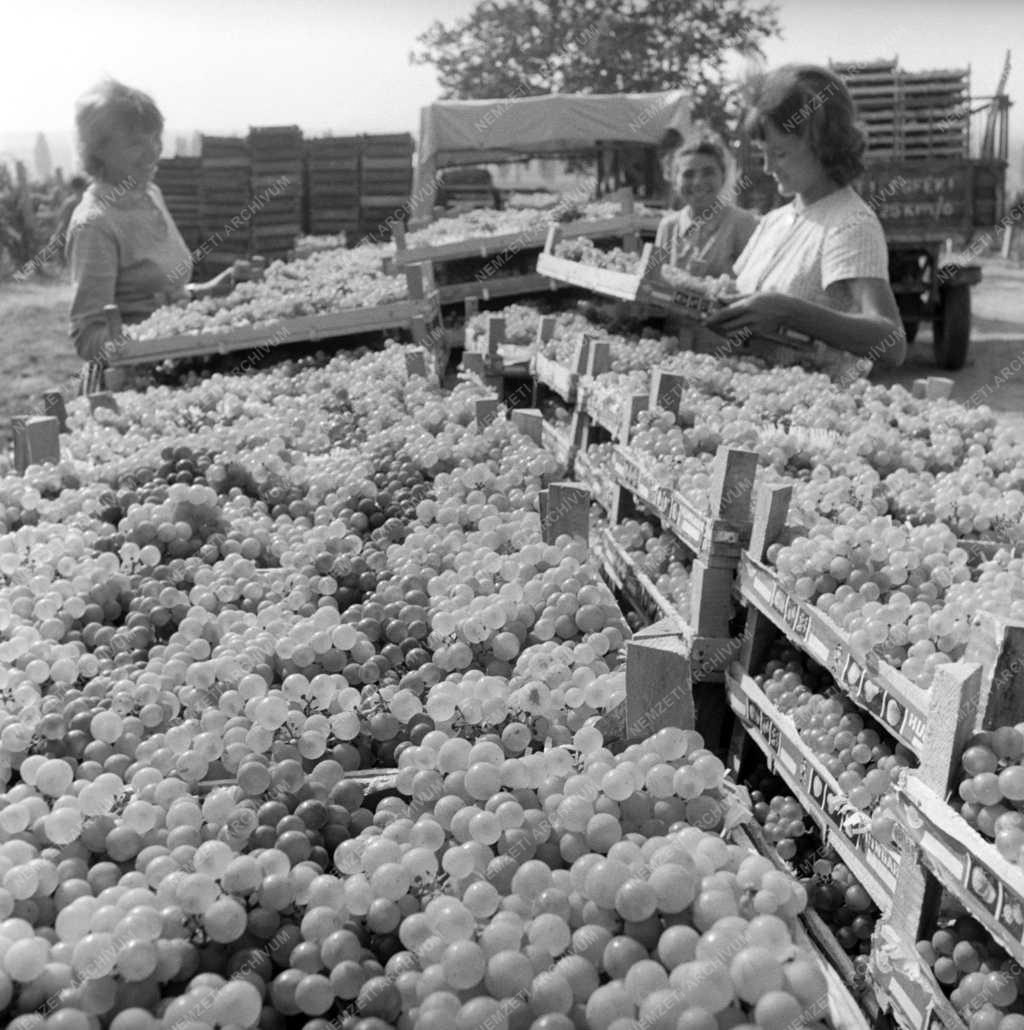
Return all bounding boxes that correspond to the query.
[832,59,970,160]
[249,125,304,262]
[155,157,202,256]
[359,133,414,242]
[199,135,251,273]
[305,136,361,238]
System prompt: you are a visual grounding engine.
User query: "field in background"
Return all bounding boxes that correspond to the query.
[1,256,1022,449]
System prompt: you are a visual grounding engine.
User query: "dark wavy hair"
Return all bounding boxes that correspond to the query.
[744,65,866,186]
[76,79,164,180]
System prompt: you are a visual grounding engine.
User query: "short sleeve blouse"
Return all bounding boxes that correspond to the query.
[733,185,889,313]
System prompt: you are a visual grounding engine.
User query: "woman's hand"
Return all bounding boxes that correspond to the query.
[705,291,798,337]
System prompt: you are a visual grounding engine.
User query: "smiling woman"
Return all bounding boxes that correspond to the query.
[66,79,260,393]
[706,64,907,371]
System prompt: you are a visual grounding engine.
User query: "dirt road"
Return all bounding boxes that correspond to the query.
[875,256,1024,417]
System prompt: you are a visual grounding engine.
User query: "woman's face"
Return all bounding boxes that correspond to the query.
[97,125,161,188]
[760,122,825,198]
[675,153,724,213]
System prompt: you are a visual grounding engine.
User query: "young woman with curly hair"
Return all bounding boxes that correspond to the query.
[707,65,907,369]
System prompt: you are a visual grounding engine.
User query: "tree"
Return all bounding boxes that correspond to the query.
[410,0,779,133]
[34,132,53,182]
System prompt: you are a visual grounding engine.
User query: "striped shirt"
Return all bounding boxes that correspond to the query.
[66,182,192,361]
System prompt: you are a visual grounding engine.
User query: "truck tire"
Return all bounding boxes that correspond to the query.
[933,284,971,371]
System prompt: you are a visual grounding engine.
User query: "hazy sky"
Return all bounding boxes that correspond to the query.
[2,0,1021,173]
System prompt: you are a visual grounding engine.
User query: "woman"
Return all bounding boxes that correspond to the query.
[706,65,907,370]
[67,79,255,392]
[655,138,758,278]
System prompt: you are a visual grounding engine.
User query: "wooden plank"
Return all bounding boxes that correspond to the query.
[748,484,794,562]
[541,482,590,546]
[649,370,688,415]
[690,559,734,637]
[111,298,436,365]
[404,349,427,377]
[965,611,1024,733]
[540,420,575,469]
[536,251,643,302]
[394,213,662,265]
[473,398,500,426]
[625,634,695,738]
[12,416,60,472]
[438,273,564,305]
[532,353,578,403]
[709,447,758,525]
[88,393,119,414]
[510,408,543,445]
[42,392,68,433]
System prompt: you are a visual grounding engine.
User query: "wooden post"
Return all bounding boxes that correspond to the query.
[88,393,120,414]
[911,378,928,399]
[12,416,60,472]
[918,662,982,794]
[689,560,734,638]
[965,612,1024,733]
[544,224,561,254]
[622,186,639,253]
[584,338,611,378]
[708,447,759,526]
[473,398,500,427]
[486,315,505,372]
[405,261,435,301]
[390,221,407,254]
[619,393,649,446]
[649,371,688,415]
[536,315,557,346]
[747,484,793,562]
[541,482,590,546]
[625,633,695,738]
[510,409,543,445]
[571,336,592,375]
[42,391,68,432]
[404,349,427,378]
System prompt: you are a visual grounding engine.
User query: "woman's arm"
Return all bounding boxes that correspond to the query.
[68,220,119,362]
[706,278,907,367]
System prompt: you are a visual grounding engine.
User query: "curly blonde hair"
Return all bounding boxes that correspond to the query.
[75,79,163,180]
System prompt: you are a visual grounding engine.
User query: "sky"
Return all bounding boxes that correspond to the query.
[1,0,1021,186]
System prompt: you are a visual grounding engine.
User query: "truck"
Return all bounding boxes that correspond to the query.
[740,56,1012,371]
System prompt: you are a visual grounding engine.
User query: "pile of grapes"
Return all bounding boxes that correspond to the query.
[553,239,642,274]
[0,346,851,1030]
[405,201,657,251]
[128,246,405,340]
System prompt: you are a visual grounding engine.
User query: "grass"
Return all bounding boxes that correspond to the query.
[0,275,81,446]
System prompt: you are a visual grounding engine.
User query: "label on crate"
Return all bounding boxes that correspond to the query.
[912,797,1024,951]
[745,697,781,757]
[765,581,926,754]
[802,760,899,894]
[771,585,812,639]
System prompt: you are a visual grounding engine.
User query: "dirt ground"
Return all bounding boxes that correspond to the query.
[875,257,1024,417]
[0,255,1022,442]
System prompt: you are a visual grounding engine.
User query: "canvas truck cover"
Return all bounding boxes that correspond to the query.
[412,91,692,221]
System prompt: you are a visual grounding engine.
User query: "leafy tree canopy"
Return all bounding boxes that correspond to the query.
[411,0,779,132]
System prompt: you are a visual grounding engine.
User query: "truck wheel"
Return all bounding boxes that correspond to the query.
[933,284,971,371]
